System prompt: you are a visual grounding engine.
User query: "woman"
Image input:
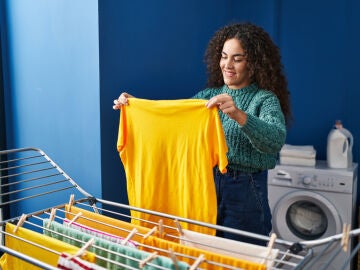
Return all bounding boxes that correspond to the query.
[113,22,291,245]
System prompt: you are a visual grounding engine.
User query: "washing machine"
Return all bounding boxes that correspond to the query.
[268,161,358,270]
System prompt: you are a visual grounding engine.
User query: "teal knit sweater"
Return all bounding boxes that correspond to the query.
[193,83,286,173]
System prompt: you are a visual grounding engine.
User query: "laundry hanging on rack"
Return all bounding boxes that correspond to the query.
[44,219,190,270]
[63,218,139,248]
[57,253,107,270]
[179,228,279,269]
[0,222,96,270]
[1,147,356,270]
[65,205,161,242]
[117,98,228,236]
[66,204,267,270]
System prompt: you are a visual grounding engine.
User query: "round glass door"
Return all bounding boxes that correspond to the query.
[286,201,328,240]
[272,190,341,242]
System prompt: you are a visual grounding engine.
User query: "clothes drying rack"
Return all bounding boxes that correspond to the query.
[0,147,358,270]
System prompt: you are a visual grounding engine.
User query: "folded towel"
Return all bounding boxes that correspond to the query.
[280,144,316,159]
[279,156,316,167]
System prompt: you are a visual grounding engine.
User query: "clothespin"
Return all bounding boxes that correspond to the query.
[143,226,157,239]
[341,223,351,252]
[13,214,27,233]
[121,228,138,246]
[189,254,205,270]
[68,194,75,211]
[267,233,276,252]
[68,238,94,260]
[46,208,57,229]
[174,219,184,236]
[139,252,158,268]
[168,248,179,270]
[263,233,277,265]
[158,219,164,238]
[67,212,82,226]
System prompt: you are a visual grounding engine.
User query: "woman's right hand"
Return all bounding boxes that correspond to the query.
[113,92,134,110]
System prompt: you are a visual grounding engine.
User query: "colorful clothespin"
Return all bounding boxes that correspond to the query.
[139,252,158,268]
[263,233,277,265]
[189,254,205,270]
[174,219,184,236]
[168,248,179,270]
[341,223,351,252]
[68,212,82,226]
[68,238,95,260]
[46,208,57,229]
[143,226,157,239]
[13,214,27,233]
[121,228,138,246]
[68,194,75,211]
[158,219,164,238]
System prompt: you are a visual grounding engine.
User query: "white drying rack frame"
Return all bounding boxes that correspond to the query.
[0,147,357,269]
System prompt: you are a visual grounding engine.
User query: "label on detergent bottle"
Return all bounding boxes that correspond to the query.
[327,120,353,169]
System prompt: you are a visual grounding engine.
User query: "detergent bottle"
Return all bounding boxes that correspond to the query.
[327,120,353,168]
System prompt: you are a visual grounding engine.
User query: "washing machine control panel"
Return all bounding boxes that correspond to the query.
[268,161,358,193]
[297,173,349,191]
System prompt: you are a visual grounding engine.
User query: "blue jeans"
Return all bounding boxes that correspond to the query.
[214,167,272,246]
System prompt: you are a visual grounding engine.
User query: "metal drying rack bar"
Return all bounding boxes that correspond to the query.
[0,147,355,269]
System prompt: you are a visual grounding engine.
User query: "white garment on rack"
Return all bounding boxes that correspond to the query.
[179,229,279,269]
[57,253,107,270]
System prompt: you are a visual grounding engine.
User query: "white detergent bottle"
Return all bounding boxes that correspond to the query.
[327,120,353,168]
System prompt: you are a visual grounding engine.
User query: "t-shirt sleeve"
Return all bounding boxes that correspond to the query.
[212,108,228,173]
[117,108,127,152]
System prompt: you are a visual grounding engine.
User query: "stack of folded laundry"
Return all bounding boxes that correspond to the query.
[279,144,317,166]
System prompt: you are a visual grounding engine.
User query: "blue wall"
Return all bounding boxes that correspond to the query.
[2,0,360,213]
[280,1,359,162]
[99,0,360,204]
[1,0,101,209]
[98,0,282,206]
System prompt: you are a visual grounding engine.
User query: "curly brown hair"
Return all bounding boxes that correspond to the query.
[205,22,292,124]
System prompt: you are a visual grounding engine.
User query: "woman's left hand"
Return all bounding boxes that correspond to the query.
[206,93,247,125]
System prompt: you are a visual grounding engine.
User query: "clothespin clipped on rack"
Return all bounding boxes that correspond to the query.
[189,254,205,270]
[67,212,83,226]
[168,248,179,270]
[341,223,351,252]
[174,219,184,236]
[46,208,57,229]
[139,252,158,268]
[68,194,75,211]
[263,233,277,265]
[143,226,157,239]
[121,228,138,246]
[68,238,95,260]
[13,214,27,233]
[158,219,164,238]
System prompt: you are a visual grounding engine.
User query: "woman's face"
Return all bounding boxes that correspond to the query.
[220,38,252,89]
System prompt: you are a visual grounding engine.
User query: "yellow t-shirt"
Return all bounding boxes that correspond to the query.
[117,98,228,235]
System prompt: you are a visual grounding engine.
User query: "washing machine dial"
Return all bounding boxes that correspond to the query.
[302,175,313,185]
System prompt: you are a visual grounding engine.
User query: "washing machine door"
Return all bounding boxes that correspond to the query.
[272,190,342,242]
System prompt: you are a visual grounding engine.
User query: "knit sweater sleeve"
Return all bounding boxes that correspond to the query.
[240,93,286,154]
[192,89,214,99]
